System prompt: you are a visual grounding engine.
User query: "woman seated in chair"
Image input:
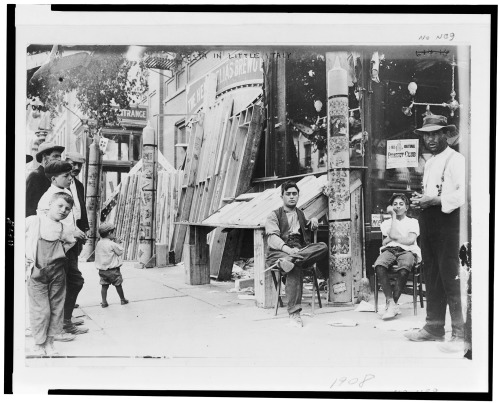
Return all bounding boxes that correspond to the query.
[375,193,421,320]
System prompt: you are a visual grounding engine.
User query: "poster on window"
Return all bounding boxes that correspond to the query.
[386,139,419,169]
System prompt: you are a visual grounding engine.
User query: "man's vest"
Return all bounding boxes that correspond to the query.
[272,207,311,246]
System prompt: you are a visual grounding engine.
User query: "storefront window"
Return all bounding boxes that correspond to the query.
[365,46,467,237]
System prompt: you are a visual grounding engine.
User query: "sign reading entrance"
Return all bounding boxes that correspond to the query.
[113,106,148,127]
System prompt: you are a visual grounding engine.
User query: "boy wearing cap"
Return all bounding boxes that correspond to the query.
[26,141,65,217]
[407,115,466,344]
[95,223,128,307]
[374,193,421,320]
[37,161,89,336]
[26,192,76,355]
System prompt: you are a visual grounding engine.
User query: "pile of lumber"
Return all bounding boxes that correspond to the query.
[171,78,265,278]
[155,169,183,258]
[100,152,181,262]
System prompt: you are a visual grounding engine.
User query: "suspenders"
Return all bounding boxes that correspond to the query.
[437,152,455,197]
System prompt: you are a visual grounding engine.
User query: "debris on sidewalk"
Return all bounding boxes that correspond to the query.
[327,319,358,327]
[237,295,255,300]
[215,314,226,319]
[354,300,375,312]
[231,258,255,280]
[374,321,424,332]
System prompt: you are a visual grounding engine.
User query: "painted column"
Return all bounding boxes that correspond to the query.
[326,54,353,304]
[138,121,157,267]
[81,133,102,261]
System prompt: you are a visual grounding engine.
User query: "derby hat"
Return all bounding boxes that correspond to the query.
[414,114,456,136]
[65,151,86,164]
[35,141,65,163]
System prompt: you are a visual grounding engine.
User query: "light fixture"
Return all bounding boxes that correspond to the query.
[407,81,418,96]
[314,100,323,113]
[402,56,462,117]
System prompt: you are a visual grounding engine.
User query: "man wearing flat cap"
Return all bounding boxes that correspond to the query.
[26,142,65,217]
[406,115,466,345]
[65,152,89,237]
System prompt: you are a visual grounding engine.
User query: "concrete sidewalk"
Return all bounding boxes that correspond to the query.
[25,261,470,368]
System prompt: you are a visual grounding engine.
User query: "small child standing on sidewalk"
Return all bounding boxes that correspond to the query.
[26,192,76,355]
[95,223,128,307]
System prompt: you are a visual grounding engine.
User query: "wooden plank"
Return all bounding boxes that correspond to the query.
[114,174,130,238]
[184,225,211,285]
[253,228,275,308]
[121,175,137,255]
[128,176,142,260]
[215,106,266,279]
[172,119,205,262]
[350,186,363,299]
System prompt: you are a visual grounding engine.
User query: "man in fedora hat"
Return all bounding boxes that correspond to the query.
[406,114,466,345]
[26,141,65,217]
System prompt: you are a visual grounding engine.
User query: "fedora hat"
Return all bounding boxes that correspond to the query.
[35,141,65,163]
[414,114,456,136]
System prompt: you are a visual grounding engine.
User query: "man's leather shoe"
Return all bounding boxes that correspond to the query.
[404,328,444,342]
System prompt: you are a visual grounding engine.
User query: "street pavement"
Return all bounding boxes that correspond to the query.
[24,261,473,384]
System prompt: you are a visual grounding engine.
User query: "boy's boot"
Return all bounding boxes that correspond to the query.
[63,319,89,334]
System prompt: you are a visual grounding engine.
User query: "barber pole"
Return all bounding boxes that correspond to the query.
[326,54,353,304]
[81,134,102,261]
[138,121,157,267]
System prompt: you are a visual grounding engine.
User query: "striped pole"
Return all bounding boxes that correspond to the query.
[138,121,157,267]
[81,134,102,261]
[326,54,353,304]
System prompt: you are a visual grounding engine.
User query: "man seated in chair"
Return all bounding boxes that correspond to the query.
[265,181,328,328]
[374,193,421,320]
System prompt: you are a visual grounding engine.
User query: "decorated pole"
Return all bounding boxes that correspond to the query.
[81,132,103,261]
[138,121,157,268]
[326,54,353,304]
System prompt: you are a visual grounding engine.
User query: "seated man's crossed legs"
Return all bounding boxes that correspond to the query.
[374,247,415,320]
[267,242,328,326]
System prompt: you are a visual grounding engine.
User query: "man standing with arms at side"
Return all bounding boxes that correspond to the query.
[65,152,89,311]
[406,115,466,346]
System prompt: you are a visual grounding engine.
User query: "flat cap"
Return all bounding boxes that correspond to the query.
[65,151,86,164]
[44,161,73,179]
[98,222,116,236]
[35,141,65,163]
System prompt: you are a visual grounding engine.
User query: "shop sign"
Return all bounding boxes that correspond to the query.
[114,106,148,126]
[371,214,392,228]
[386,139,419,169]
[186,76,205,116]
[186,53,263,116]
[214,56,263,95]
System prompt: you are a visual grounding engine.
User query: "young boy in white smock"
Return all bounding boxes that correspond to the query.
[374,193,421,320]
[95,222,128,307]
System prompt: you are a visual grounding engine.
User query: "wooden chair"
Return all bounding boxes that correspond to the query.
[373,261,424,316]
[269,230,322,316]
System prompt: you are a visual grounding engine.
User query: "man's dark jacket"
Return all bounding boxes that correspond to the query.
[26,166,50,217]
[73,178,89,232]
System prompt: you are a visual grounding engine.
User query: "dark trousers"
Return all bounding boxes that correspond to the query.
[267,242,328,314]
[420,206,464,338]
[64,245,85,321]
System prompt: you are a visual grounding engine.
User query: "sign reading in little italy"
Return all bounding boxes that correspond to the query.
[386,139,419,169]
